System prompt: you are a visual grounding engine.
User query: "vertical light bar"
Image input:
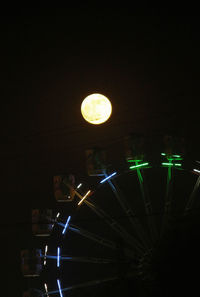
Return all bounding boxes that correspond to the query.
[52,212,60,229]
[62,216,71,235]
[57,247,60,267]
[78,190,91,206]
[57,279,63,297]
[44,283,49,297]
[100,172,117,184]
[44,245,48,266]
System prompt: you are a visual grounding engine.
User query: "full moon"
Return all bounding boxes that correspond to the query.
[81,93,112,125]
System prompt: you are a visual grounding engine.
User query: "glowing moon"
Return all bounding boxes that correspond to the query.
[81,93,112,125]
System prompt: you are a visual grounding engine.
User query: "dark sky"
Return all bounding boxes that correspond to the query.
[1,8,200,297]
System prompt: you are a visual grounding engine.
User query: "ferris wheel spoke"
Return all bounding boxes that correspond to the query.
[65,182,146,254]
[45,277,119,296]
[106,177,151,250]
[68,224,135,259]
[84,198,146,255]
[184,175,200,215]
[68,223,117,250]
[61,256,120,264]
[58,221,116,250]
[43,254,124,264]
[161,165,173,236]
[136,168,158,244]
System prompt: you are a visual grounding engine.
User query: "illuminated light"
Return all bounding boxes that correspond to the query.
[193,169,200,174]
[100,172,117,184]
[162,162,182,167]
[44,245,48,266]
[127,159,142,163]
[57,247,60,267]
[77,183,82,189]
[129,162,149,170]
[62,216,71,235]
[81,93,112,125]
[44,283,49,297]
[161,153,182,160]
[52,213,60,229]
[57,279,63,297]
[78,190,91,206]
[162,162,173,166]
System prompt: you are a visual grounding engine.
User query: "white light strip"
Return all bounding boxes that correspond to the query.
[62,216,71,235]
[193,169,200,174]
[52,213,60,229]
[78,190,91,206]
[44,283,49,297]
[44,245,48,266]
[100,172,117,184]
[57,247,60,267]
[57,279,63,297]
[77,183,82,189]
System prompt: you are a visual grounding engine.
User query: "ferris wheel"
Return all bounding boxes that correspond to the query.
[21,134,200,297]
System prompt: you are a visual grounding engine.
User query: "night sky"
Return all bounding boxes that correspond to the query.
[1,7,200,297]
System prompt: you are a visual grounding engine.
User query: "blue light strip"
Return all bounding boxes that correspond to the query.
[100,172,117,184]
[57,247,60,267]
[57,279,63,297]
[62,216,71,235]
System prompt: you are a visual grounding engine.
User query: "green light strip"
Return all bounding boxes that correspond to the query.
[136,167,143,183]
[161,153,182,159]
[162,162,182,167]
[127,159,143,163]
[129,162,149,170]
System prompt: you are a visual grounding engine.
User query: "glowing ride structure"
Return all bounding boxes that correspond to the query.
[21,135,200,297]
